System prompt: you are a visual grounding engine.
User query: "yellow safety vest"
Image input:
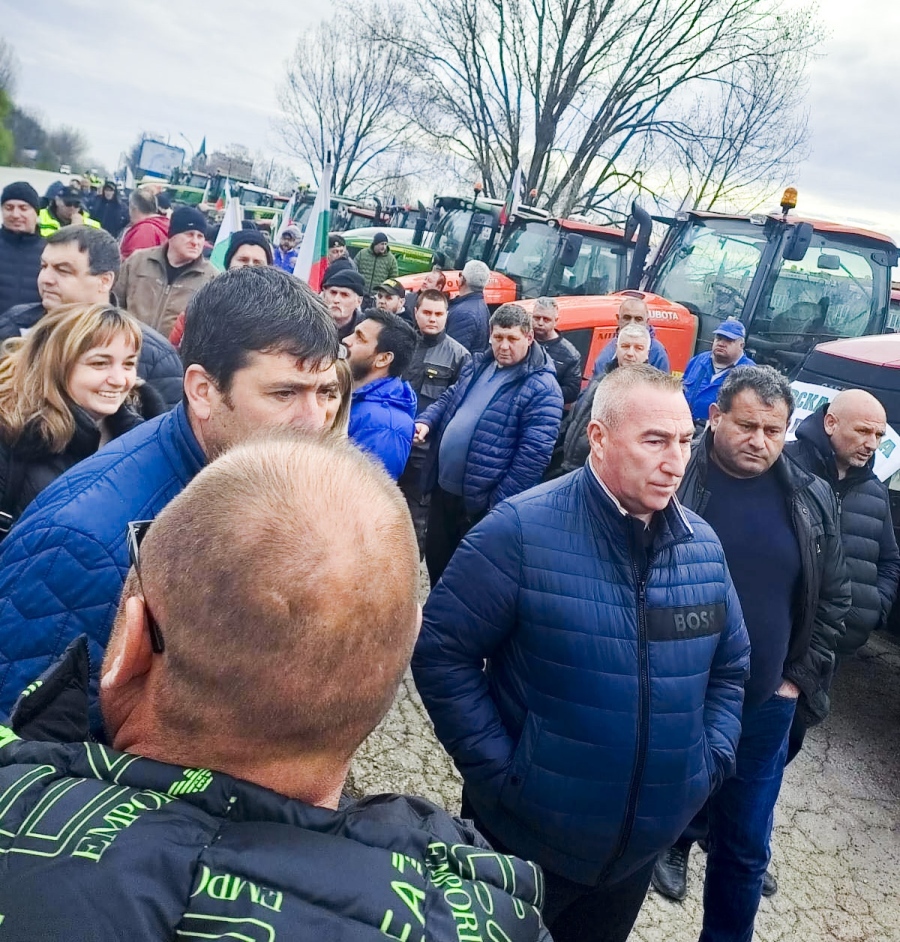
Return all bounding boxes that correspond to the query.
[38,207,101,238]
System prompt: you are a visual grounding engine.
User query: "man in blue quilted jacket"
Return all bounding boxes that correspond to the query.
[0,267,341,727]
[413,303,564,585]
[413,364,750,942]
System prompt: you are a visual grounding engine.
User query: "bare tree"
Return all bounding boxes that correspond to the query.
[0,37,18,96]
[45,126,88,169]
[277,10,415,195]
[374,0,818,215]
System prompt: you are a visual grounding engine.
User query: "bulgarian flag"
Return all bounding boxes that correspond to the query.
[274,192,296,242]
[499,164,524,226]
[209,181,242,271]
[293,160,332,291]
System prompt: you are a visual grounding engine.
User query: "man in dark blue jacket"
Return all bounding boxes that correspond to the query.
[413,365,749,942]
[415,303,563,585]
[344,309,418,479]
[590,295,670,375]
[446,259,491,352]
[0,435,550,942]
[0,182,44,315]
[0,226,184,408]
[0,267,341,726]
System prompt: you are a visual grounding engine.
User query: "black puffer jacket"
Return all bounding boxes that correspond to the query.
[0,226,44,315]
[679,433,851,724]
[0,302,184,409]
[0,638,551,942]
[0,386,162,535]
[786,405,900,653]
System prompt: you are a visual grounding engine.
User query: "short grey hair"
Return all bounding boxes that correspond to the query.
[533,296,558,314]
[616,324,651,347]
[717,365,794,418]
[591,363,683,426]
[461,259,490,291]
[490,302,532,333]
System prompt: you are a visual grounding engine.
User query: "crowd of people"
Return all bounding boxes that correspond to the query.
[0,177,897,942]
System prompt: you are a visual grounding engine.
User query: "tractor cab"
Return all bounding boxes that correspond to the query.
[644,202,898,374]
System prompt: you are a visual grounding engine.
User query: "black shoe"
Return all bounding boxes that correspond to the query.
[762,869,778,897]
[651,843,691,901]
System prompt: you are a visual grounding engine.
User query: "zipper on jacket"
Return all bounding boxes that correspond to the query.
[602,549,653,877]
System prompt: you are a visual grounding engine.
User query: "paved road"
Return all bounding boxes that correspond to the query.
[349,616,900,942]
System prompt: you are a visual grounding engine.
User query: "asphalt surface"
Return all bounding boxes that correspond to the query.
[349,599,900,942]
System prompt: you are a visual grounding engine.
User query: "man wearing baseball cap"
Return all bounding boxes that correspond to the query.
[115,206,217,335]
[0,182,44,315]
[37,184,101,238]
[321,266,367,340]
[682,317,755,425]
[375,278,407,315]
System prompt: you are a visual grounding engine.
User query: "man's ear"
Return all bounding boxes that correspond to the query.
[708,403,722,431]
[99,270,116,294]
[587,417,607,459]
[823,410,838,437]
[375,350,395,371]
[525,330,535,347]
[101,595,155,692]
[183,364,218,421]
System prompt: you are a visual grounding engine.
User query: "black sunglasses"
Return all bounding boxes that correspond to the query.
[125,520,165,654]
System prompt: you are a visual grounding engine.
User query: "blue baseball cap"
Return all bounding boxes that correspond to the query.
[714,319,746,340]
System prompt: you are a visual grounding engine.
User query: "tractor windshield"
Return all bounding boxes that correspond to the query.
[430,210,472,267]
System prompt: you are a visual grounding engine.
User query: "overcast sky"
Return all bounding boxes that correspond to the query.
[3,0,899,243]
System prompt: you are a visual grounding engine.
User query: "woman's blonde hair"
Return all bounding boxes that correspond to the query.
[0,303,143,452]
[329,357,353,438]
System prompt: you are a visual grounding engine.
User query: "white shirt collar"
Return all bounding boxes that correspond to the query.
[587,459,629,517]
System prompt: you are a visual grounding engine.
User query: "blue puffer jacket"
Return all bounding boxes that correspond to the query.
[0,404,206,722]
[682,350,755,423]
[348,376,417,480]
[413,467,750,886]
[419,343,563,515]
[446,291,490,353]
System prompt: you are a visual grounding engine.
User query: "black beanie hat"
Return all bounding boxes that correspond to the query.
[322,267,366,296]
[169,206,208,238]
[224,230,274,269]
[1,182,40,212]
[372,231,389,245]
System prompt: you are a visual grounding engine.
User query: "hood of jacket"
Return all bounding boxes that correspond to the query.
[132,214,170,239]
[794,402,876,487]
[352,375,418,419]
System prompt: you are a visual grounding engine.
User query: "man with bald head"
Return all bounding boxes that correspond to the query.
[0,436,550,941]
[415,365,749,942]
[590,295,670,375]
[787,389,899,656]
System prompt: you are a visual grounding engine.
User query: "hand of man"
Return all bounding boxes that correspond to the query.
[413,423,429,444]
[70,212,86,226]
[776,679,801,699]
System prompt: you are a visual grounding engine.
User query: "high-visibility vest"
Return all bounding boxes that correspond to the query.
[38,207,101,238]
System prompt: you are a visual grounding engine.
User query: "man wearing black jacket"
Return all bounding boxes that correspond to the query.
[0,435,550,942]
[532,296,582,404]
[0,182,44,315]
[0,226,183,409]
[653,365,850,942]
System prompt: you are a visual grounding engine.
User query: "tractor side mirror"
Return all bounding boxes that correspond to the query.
[783,222,813,261]
[817,254,841,271]
[560,233,583,268]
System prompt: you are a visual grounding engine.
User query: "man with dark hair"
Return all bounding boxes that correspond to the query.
[116,206,217,336]
[531,296,582,404]
[399,288,470,553]
[0,226,183,408]
[0,436,551,942]
[0,267,341,726]
[652,365,849,942]
[415,303,563,583]
[0,182,44,314]
[321,266,366,340]
[343,309,418,479]
[120,187,169,259]
[414,365,749,942]
[37,184,101,237]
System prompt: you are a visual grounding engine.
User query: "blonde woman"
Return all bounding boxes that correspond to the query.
[0,303,159,535]
[327,356,353,436]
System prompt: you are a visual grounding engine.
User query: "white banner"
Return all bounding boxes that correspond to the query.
[787,381,900,482]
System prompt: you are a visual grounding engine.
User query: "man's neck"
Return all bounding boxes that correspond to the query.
[587,456,653,526]
[537,331,559,343]
[834,458,850,480]
[352,369,389,391]
[332,310,356,330]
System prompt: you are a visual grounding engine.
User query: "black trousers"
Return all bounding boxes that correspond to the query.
[397,447,429,559]
[461,791,654,942]
[424,486,483,587]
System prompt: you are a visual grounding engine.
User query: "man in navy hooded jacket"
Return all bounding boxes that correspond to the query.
[413,365,749,942]
[590,295,670,375]
[0,268,341,726]
[344,309,418,479]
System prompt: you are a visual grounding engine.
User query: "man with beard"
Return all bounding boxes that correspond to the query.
[343,309,418,479]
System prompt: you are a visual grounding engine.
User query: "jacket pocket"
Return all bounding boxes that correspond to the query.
[499,711,543,812]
